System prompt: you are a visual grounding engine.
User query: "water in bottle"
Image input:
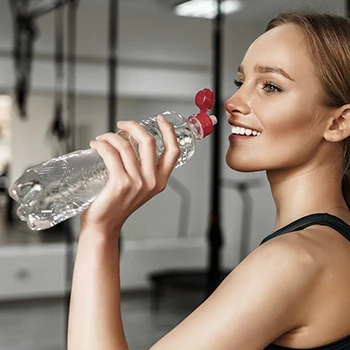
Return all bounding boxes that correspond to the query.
[9,89,216,231]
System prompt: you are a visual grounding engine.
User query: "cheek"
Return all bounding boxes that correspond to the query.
[260,95,315,147]
[225,107,318,172]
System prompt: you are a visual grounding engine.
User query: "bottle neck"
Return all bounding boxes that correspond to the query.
[187,115,204,140]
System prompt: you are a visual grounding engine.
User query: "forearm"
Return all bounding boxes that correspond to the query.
[67,227,128,350]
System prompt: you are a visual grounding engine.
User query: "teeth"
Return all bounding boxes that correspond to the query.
[231,126,261,136]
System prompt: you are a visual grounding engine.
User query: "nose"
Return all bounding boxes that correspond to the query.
[224,90,251,116]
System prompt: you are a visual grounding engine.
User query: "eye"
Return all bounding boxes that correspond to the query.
[234,79,243,89]
[263,82,282,93]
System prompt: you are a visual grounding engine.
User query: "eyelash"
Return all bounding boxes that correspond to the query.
[233,79,283,93]
[233,79,243,89]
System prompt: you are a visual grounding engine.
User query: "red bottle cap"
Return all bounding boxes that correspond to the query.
[194,88,216,137]
[195,88,215,111]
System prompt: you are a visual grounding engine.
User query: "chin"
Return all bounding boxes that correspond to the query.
[225,152,264,172]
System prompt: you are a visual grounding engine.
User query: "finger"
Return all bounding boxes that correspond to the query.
[117,120,157,175]
[156,114,180,180]
[95,132,141,179]
[89,139,127,184]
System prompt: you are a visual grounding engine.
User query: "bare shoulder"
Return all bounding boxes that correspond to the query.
[221,232,326,319]
[251,225,348,289]
[247,229,326,277]
[282,223,350,265]
[263,224,350,346]
[150,231,325,350]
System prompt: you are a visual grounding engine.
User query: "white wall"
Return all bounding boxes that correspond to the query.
[3,1,344,290]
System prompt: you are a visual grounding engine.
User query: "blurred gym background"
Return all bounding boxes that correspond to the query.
[0,1,346,349]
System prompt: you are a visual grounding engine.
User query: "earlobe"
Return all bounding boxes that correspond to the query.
[324,105,350,142]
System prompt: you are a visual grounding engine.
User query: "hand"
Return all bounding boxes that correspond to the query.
[80,115,180,236]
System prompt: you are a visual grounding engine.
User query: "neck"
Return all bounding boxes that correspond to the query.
[267,163,348,231]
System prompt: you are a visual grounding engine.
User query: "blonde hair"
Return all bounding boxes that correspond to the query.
[266,12,350,207]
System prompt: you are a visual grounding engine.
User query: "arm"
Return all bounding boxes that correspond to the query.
[67,116,180,350]
[150,235,322,350]
[67,117,321,349]
[67,228,126,350]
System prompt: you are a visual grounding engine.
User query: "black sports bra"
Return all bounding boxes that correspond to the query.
[261,213,350,350]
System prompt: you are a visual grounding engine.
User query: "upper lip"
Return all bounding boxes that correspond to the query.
[228,120,261,132]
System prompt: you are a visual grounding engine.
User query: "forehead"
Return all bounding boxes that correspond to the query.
[241,24,314,76]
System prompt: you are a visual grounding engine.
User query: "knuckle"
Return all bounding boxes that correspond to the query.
[116,176,132,190]
[153,178,167,193]
[135,178,144,191]
[147,178,157,191]
[144,135,156,147]
[156,181,167,193]
[170,146,181,159]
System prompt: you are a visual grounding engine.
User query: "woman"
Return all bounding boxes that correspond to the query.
[67,12,350,350]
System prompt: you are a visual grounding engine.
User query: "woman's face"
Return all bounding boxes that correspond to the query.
[225,23,331,173]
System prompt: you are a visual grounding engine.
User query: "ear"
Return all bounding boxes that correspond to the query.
[324,105,350,142]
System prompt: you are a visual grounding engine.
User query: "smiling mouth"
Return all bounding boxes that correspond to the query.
[231,125,261,136]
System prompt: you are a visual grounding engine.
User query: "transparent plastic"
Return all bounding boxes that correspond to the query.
[9,111,216,231]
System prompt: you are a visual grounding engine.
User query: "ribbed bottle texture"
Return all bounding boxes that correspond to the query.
[9,111,216,231]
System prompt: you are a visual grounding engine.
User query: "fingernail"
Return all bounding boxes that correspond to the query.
[95,135,102,140]
[157,114,166,123]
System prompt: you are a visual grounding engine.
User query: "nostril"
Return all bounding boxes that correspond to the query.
[225,101,240,114]
[225,92,251,115]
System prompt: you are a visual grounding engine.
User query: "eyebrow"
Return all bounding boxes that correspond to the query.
[238,64,295,82]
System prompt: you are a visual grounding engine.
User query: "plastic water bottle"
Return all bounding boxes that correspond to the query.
[9,89,217,231]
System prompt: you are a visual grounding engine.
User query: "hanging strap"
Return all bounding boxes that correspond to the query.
[260,213,350,245]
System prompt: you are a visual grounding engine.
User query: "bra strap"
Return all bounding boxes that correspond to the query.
[260,213,350,245]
